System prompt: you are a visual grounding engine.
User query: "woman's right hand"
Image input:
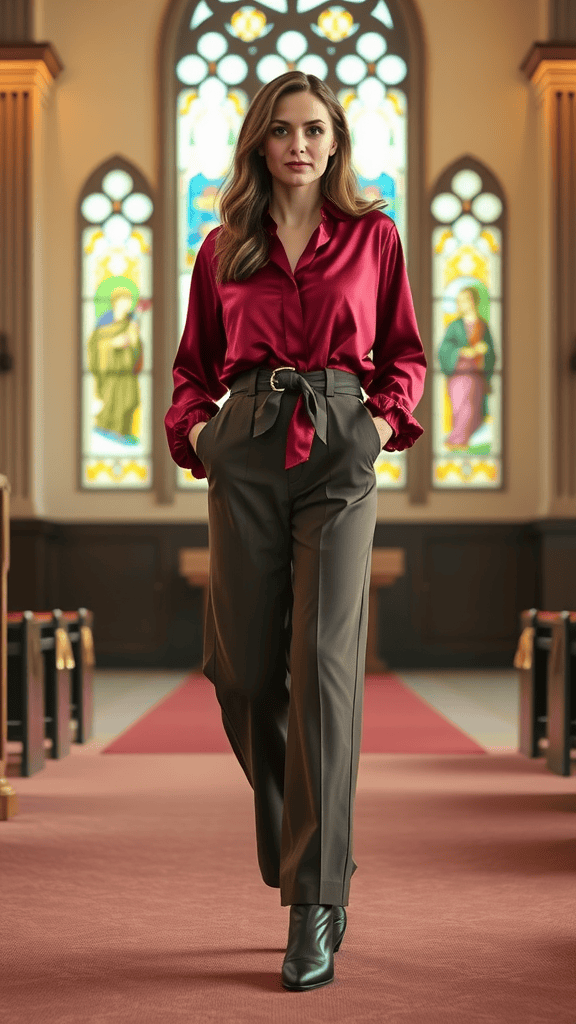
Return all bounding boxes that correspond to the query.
[189,420,209,453]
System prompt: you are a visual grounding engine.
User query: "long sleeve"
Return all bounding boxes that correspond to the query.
[363,222,427,452]
[164,231,229,478]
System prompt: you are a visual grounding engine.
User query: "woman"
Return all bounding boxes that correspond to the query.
[438,286,495,449]
[165,71,427,992]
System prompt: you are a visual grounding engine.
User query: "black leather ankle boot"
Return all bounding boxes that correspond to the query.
[332,905,347,952]
[281,904,335,991]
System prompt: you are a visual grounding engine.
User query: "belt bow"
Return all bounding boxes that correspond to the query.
[252,367,328,445]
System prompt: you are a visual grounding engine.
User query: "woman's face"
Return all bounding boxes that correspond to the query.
[456,290,477,316]
[258,90,338,193]
[112,296,132,320]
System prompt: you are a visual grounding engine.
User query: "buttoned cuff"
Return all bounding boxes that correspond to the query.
[363,396,424,452]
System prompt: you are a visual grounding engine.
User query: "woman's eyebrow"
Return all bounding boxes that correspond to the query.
[270,118,326,125]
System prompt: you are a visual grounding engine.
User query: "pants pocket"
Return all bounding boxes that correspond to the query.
[358,400,382,462]
[195,417,214,462]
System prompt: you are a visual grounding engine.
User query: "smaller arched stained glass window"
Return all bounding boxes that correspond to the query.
[430,160,505,490]
[79,161,154,489]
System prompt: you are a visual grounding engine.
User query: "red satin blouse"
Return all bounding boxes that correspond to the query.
[165,196,427,479]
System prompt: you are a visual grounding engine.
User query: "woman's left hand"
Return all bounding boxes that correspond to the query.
[371,415,394,449]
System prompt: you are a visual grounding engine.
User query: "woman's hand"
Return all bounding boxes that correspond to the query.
[371,415,394,448]
[189,420,209,453]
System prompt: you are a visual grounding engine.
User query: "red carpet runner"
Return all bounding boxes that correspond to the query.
[101,673,485,755]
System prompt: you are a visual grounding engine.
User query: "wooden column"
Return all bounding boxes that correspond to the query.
[522,44,576,517]
[0,44,63,516]
[0,474,18,820]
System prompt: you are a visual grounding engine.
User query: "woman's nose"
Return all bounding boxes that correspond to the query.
[291,131,307,151]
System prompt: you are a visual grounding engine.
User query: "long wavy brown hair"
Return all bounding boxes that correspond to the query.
[213,71,388,283]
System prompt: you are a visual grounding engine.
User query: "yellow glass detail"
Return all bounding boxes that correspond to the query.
[434,461,498,483]
[340,89,356,110]
[132,231,151,253]
[230,7,267,41]
[480,229,500,253]
[374,460,402,482]
[84,229,104,255]
[132,406,141,437]
[317,7,354,42]
[443,245,487,288]
[180,91,198,116]
[228,89,246,116]
[86,461,149,482]
[434,229,452,255]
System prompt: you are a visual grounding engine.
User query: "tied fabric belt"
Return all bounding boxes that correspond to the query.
[229,366,363,446]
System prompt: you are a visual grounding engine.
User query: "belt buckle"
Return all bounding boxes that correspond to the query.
[270,365,296,391]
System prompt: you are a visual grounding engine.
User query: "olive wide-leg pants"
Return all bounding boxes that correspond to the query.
[195,368,381,907]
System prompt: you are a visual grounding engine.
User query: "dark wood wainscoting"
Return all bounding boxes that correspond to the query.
[7,518,576,669]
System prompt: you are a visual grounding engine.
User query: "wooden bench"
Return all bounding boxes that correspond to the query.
[8,608,75,767]
[0,474,18,817]
[179,546,405,674]
[60,608,95,744]
[514,608,575,776]
[6,611,46,777]
[546,611,576,776]
[515,608,553,758]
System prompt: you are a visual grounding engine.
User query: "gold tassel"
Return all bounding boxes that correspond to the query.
[55,627,76,670]
[513,625,534,670]
[81,625,95,666]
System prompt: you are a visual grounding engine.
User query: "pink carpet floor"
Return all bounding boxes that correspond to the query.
[3,741,576,1023]
[101,673,486,755]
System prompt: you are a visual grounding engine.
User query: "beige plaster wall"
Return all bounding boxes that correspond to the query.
[33,0,542,522]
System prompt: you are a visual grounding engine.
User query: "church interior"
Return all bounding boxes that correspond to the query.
[1,0,575,1020]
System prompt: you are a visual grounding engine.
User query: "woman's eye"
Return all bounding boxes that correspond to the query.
[271,126,323,136]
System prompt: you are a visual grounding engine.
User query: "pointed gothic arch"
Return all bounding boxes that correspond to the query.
[156,0,426,498]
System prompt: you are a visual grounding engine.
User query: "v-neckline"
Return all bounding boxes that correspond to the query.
[276,220,322,275]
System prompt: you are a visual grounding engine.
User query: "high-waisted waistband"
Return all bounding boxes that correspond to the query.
[229,366,363,445]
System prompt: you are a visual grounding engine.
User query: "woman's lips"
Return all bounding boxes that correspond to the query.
[286,162,311,167]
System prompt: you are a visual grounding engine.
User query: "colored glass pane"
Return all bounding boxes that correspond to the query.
[80,169,154,489]
[431,167,504,490]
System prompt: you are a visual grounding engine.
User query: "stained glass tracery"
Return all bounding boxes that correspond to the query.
[174,0,411,489]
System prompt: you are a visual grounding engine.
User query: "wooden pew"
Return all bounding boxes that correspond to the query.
[8,608,74,766]
[515,608,553,758]
[7,611,46,777]
[0,474,18,817]
[546,611,576,777]
[37,610,75,760]
[62,608,95,743]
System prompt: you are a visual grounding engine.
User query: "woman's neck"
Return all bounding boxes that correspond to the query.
[268,185,323,229]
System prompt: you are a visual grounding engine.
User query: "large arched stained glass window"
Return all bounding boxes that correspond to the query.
[79,158,154,489]
[430,158,505,490]
[173,0,412,490]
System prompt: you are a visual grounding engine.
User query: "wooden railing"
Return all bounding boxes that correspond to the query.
[0,474,18,819]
